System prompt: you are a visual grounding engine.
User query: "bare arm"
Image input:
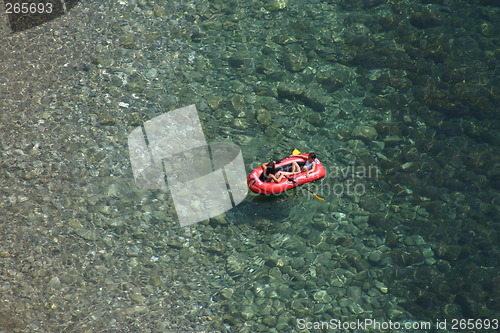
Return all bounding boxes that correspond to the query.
[306,162,316,177]
[268,174,281,183]
[289,154,307,159]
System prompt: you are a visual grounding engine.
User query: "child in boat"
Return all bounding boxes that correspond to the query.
[286,152,319,177]
[302,152,318,176]
[261,161,286,183]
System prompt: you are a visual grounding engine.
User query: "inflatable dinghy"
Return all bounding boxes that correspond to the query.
[247,153,326,195]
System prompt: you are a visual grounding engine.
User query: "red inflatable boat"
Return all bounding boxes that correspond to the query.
[247,153,326,195]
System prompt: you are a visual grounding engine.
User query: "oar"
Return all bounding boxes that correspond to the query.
[287,177,325,201]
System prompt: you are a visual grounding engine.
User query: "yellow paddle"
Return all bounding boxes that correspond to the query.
[314,192,325,200]
[303,186,325,201]
[290,149,325,201]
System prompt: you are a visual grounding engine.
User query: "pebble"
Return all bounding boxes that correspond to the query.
[347,286,362,300]
[119,32,136,48]
[262,315,277,327]
[349,302,365,314]
[264,0,288,11]
[353,215,369,225]
[422,247,434,258]
[255,109,272,126]
[374,280,388,294]
[241,306,254,320]
[313,290,332,303]
[48,276,61,290]
[153,5,167,17]
[0,251,11,258]
[404,235,425,246]
[219,288,234,300]
[264,126,279,138]
[145,68,158,80]
[97,114,116,126]
[368,250,383,264]
[75,228,99,241]
[425,258,437,265]
[129,293,146,304]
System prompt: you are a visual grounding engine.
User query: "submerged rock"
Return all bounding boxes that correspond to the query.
[119,32,136,48]
[264,126,280,138]
[351,125,378,141]
[219,288,234,300]
[308,113,323,127]
[262,316,277,327]
[359,196,382,212]
[368,250,383,264]
[277,83,329,111]
[255,109,272,126]
[240,306,255,320]
[363,96,392,110]
[409,10,442,29]
[283,44,308,72]
[48,276,62,290]
[264,0,288,11]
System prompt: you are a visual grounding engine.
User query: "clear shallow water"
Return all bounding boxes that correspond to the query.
[0,0,498,332]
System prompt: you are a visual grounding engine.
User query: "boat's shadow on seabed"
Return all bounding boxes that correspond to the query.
[227,192,298,228]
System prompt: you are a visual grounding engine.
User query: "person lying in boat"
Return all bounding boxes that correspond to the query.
[287,152,319,177]
[261,161,286,183]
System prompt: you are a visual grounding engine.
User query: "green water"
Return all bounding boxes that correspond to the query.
[0,0,498,332]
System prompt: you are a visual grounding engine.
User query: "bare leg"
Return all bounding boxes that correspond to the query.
[279,162,301,176]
